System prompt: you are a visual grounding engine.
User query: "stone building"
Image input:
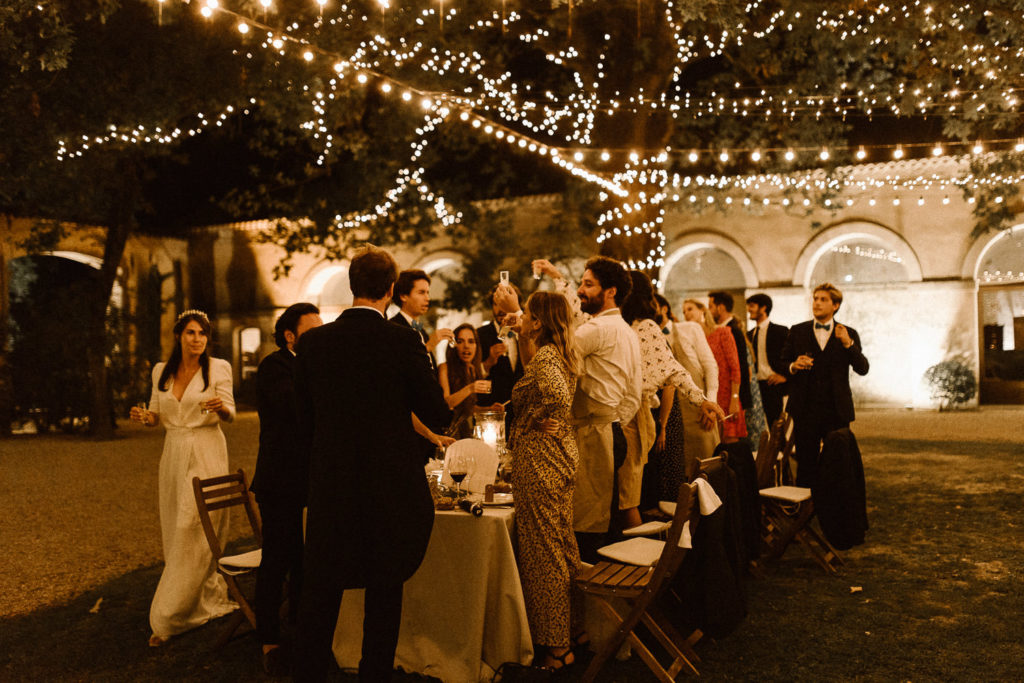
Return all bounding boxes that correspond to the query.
[4,157,1023,409]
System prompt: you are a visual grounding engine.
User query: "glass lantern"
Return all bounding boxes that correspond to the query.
[473,410,505,448]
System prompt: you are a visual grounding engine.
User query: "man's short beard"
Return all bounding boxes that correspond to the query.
[580,295,602,315]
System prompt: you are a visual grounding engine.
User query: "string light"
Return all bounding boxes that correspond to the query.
[60,0,1024,268]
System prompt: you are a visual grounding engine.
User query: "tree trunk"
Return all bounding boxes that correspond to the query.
[0,216,13,437]
[86,158,139,439]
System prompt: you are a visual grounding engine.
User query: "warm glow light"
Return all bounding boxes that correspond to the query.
[855,147,866,160]
[784,149,795,162]
[237,22,249,34]
[893,146,904,159]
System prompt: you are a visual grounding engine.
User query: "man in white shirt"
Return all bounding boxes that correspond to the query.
[745,293,789,425]
[534,256,642,561]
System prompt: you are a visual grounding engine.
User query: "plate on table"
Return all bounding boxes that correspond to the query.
[482,493,514,506]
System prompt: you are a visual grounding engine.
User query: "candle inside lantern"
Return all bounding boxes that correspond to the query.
[481,424,499,447]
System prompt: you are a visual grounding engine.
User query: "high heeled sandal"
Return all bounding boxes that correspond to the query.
[540,648,575,671]
[570,631,591,652]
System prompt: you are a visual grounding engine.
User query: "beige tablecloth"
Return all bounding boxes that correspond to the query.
[332,507,533,682]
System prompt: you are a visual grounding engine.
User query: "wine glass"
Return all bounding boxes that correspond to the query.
[448,450,468,498]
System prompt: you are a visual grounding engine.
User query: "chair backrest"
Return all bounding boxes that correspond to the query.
[775,411,797,485]
[645,482,700,587]
[698,454,727,479]
[192,469,262,560]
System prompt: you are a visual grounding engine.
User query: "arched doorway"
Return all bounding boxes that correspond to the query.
[659,232,758,319]
[971,225,1024,403]
[6,253,126,432]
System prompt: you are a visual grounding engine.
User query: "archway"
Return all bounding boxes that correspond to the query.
[968,225,1024,404]
[659,231,758,317]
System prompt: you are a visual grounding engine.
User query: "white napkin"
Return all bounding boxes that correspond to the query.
[441,439,499,494]
[676,479,723,548]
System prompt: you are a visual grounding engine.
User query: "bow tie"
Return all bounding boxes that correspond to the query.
[815,322,831,331]
[410,319,425,332]
[662,327,670,335]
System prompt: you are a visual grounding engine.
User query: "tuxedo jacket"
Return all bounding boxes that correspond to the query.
[251,348,307,506]
[476,320,524,405]
[781,320,869,424]
[748,321,789,377]
[295,308,448,588]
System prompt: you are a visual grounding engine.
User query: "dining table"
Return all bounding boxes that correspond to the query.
[332,505,534,682]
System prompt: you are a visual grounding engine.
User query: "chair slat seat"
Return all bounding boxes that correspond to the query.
[622,520,672,537]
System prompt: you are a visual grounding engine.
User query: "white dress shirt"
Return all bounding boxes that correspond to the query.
[754,318,773,380]
[814,318,833,350]
[556,279,642,424]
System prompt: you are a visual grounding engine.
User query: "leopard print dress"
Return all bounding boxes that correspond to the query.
[509,343,581,648]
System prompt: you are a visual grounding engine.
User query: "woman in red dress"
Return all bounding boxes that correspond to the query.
[683,299,747,442]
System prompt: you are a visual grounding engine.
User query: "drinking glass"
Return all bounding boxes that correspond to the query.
[136,402,149,425]
[448,451,468,498]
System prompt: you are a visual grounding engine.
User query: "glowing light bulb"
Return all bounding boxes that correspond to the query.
[719,151,729,162]
[303,50,314,61]
[893,146,904,159]
[574,152,584,162]
[750,150,761,162]
[784,149,795,162]
[381,82,392,93]
[237,22,249,34]
[932,145,943,156]
[600,151,610,161]
[356,73,368,84]
[687,151,699,163]
[855,147,867,160]
[819,148,830,161]
[972,142,984,154]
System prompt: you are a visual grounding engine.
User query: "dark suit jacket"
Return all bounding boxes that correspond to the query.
[476,320,524,405]
[748,321,789,377]
[295,308,448,588]
[781,320,869,424]
[812,428,868,550]
[252,348,307,506]
[726,320,752,409]
[389,312,434,369]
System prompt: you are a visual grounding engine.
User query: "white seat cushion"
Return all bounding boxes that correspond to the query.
[658,501,676,517]
[597,537,665,567]
[760,485,811,503]
[219,548,262,575]
[622,520,671,537]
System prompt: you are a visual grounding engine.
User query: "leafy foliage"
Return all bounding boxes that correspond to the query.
[924,359,978,410]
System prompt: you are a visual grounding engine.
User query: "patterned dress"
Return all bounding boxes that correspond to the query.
[706,326,747,439]
[742,345,768,452]
[509,344,580,648]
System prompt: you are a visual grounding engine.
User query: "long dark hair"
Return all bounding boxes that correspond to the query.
[158,311,212,392]
[621,270,660,325]
[445,323,483,392]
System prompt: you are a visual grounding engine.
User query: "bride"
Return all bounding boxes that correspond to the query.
[130,310,237,646]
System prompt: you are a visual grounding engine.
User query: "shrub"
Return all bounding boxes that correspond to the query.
[923,360,977,410]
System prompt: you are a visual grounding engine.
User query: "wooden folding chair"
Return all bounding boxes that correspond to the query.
[575,482,703,682]
[754,414,843,574]
[192,469,263,646]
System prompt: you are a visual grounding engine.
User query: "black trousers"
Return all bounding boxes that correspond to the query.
[758,380,785,428]
[575,421,627,564]
[293,557,405,683]
[793,413,849,488]
[254,498,305,645]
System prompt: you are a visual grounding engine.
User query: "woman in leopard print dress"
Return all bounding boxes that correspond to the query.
[507,291,582,671]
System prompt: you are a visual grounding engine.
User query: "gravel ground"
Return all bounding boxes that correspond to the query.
[1,407,1019,619]
[0,412,258,618]
[0,406,1022,681]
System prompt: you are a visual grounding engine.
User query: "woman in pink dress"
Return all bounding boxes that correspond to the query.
[683,299,747,442]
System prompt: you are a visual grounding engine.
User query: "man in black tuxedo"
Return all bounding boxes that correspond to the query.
[252,302,323,675]
[388,269,454,374]
[708,291,752,411]
[476,283,524,411]
[781,283,869,487]
[745,293,789,425]
[292,247,449,682]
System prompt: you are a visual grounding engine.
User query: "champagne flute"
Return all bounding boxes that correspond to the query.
[136,402,150,426]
